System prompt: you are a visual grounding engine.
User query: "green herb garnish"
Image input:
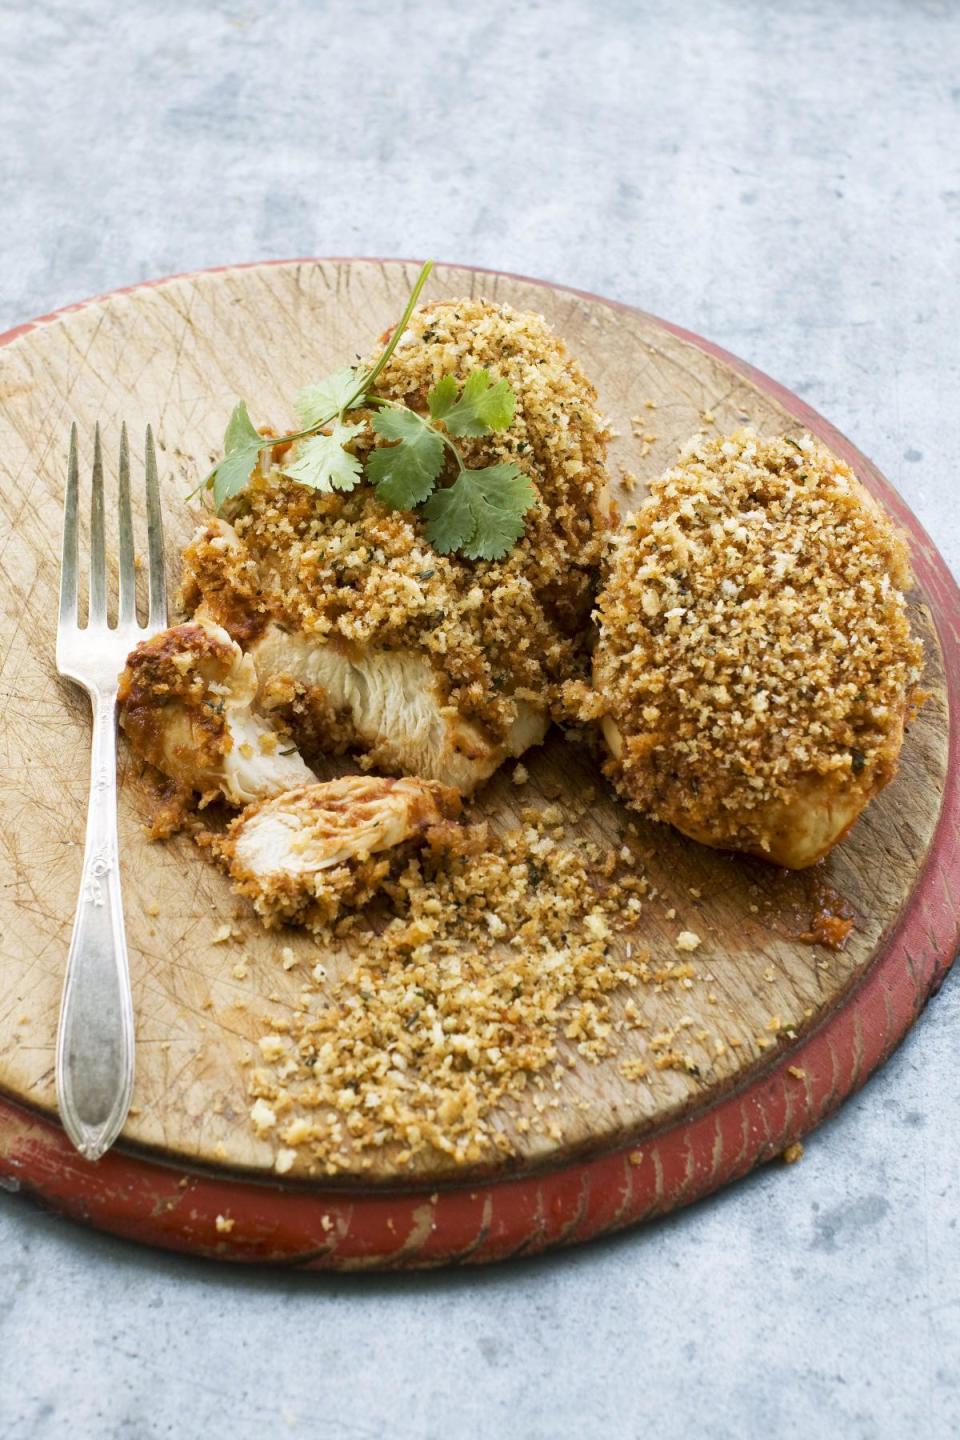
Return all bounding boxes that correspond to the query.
[423,462,535,560]
[281,419,367,494]
[200,258,536,559]
[426,368,516,436]
[294,368,367,428]
[366,406,444,509]
[209,400,268,512]
[202,260,434,509]
[368,371,532,557]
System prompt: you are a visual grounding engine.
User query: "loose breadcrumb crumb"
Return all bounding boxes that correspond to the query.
[250,1098,276,1133]
[244,812,723,1173]
[620,1059,650,1081]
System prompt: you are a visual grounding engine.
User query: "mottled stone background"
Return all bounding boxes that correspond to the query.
[2,1,958,1436]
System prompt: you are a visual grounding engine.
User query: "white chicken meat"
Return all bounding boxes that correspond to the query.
[118,621,314,808]
[218,774,461,927]
[246,622,547,795]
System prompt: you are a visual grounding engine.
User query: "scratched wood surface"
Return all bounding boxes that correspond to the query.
[0,260,948,1187]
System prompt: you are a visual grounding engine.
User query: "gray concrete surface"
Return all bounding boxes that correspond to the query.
[2,1,959,1436]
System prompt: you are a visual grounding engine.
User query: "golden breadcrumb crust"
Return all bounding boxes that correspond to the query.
[119,624,232,783]
[584,429,925,859]
[180,299,612,741]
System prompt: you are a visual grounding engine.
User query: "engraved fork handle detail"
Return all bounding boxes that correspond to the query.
[56,687,135,1161]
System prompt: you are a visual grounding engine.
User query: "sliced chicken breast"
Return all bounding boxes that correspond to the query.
[185,516,551,795]
[218,775,461,927]
[119,622,314,808]
[245,623,547,794]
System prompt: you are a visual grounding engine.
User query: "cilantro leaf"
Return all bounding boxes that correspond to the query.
[294,367,366,428]
[435,369,516,438]
[426,374,458,422]
[281,420,366,493]
[423,462,535,560]
[421,475,476,555]
[211,401,264,510]
[202,262,436,512]
[212,444,263,511]
[367,406,445,509]
[223,399,261,454]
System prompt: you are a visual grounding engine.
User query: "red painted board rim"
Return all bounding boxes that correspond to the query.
[1,257,958,1269]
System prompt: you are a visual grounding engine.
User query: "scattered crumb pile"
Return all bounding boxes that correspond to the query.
[246,808,712,1175]
[584,428,925,855]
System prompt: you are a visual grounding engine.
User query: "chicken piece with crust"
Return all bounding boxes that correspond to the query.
[247,621,545,795]
[584,429,925,869]
[179,299,613,795]
[187,520,549,793]
[119,622,314,809]
[217,775,461,928]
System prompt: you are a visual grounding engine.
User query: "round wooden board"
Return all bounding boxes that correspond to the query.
[1,260,958,1269]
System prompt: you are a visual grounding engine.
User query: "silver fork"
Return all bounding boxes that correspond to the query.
[56,423,168,1161]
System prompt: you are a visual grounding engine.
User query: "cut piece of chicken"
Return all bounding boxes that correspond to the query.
[218,775,461,928]
[586,429,925,869]
[246,623,547,794]
[119,622,314,808]
[178,299,614,796]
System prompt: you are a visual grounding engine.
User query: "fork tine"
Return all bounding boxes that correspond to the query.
[117,423,136,626]
[144,425,167,628]
[88,424,107,625]
[59,424,80,627]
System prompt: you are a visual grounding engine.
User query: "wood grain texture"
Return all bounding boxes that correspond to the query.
[0,262,953,1222]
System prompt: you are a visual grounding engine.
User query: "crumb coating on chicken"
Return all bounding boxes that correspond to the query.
[180,299,612,743]
[218,775,462,929]
[586,429,925,858]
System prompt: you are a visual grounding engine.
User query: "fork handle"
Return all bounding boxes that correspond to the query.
[56,688,135,1161]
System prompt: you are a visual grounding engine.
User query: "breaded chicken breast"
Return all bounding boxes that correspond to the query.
[179,300,612,794]
[584,429,925,868]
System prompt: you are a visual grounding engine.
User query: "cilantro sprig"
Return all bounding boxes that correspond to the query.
[423,462,535,561]
[201,260,435,510]
[368,372,533,558]
[198,259,537,559]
